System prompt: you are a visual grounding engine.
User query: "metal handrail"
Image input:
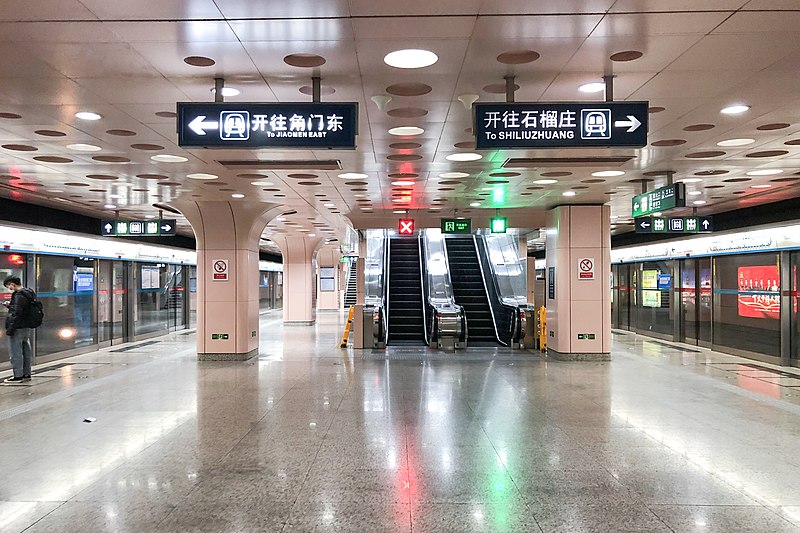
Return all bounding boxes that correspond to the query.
[418,234,429,345]
[477,235,523,345]
[382,234,391,343]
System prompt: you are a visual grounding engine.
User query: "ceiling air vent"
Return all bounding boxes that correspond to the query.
[217,159,342,170]
[503,156,635,168]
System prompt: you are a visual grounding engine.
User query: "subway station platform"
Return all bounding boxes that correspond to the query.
[2,311,800,533]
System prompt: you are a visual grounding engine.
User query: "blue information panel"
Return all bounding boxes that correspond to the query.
[177,102,358,149]
[474,101,648,149]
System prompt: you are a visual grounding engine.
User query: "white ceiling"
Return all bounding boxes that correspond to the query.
[0,1,799,252]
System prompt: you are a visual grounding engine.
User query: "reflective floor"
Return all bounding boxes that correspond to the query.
[2,311,800,532]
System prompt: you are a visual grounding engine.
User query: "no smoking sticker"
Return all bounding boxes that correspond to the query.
[578,258,594,280]
[213,259,229,281]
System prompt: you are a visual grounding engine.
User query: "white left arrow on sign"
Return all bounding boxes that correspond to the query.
[614,115,642,133]
[188,115,219,136]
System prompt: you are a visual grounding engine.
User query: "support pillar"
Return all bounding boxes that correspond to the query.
[273,236,323,325]
[545,205,611,361]
[174,201,284,361]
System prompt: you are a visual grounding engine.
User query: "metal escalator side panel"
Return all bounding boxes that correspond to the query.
[471,235,504,345]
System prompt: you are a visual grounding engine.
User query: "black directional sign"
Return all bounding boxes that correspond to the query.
[473,101,648,150]
[101,219,177,237]
[177,102,358,149]
[635,216,713,234]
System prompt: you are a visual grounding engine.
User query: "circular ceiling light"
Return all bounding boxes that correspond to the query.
[338,172,368,179]
[562,191,577,197]
[383,49,438,69]
[231,193,245,198]
[187,172,218,180]
[717,138,755,147]
[152,154,188,163]
[211,87,240,97]
[687,191,702,196]
[678,177,703,183]
[746,169,782,176]
[578,82,605,93]
[250,180,274,186]
[693,200,707,205]
[446,153,482,162]
[469,202,481,207]
[751,184,772,189]
[104,204,117,209]
[438,172,469,179]
[533,179,557,185]
[591,170,625,177]
[720,104,750,115]
[75,111,102,121]
[388,126,424,136]
[391,180,415,186]
[66,143,102,152]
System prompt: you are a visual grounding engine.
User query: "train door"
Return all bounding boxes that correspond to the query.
[98,260,129,345]
[612,264,632,330]
[167,264,187,332]
[678,257,712,347]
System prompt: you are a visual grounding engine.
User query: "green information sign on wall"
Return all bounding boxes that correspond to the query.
[631,183,686,218]
[441,218,472,234]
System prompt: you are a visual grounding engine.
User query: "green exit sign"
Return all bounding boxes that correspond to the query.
[490,217,507,234]
[441,218,472,234]
[632,183,686,218]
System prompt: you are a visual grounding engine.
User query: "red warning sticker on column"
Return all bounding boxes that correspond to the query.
[578,258,595,280]
[213,259,229,281]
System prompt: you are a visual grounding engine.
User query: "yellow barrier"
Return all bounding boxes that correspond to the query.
[339,306,355,348]
[538,306,547,352]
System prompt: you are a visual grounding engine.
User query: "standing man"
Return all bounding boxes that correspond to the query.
[4,276,34,383]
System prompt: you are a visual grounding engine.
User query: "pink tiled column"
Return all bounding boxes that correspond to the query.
[545,205,611,361]
[174,201,284,361]
[272,235,323,325]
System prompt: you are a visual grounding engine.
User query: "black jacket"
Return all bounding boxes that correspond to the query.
[6,288,36,335]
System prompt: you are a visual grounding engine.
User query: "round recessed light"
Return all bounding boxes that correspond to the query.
[391,180,415,186]
[687,191,702,196]
[231,193,245,198]
[592,170,625,177]
[151,154,188,163]
[579,82,605,93]
[388,126,424,136]
[383,49,438,69]
[720,104,750,115]
[469,202,481,207]
[446,153,482,162]
[746,169,783,176]
[75,111,102,121]
[66,143,102,152]
[145,214,156,219]
[438,172,469,179]
[187,172,218,180]
[562,191,577,197]
[250,180,274,186]
[338,172,368,179]
[751,184,772,189]
[533,179,557,185]
[678,178,703,183]
[717,138,755,147]
[212,87,240,97]
[693,200,707,205]
[104,204,117,209]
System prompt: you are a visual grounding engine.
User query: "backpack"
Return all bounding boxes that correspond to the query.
[21,290,44,328]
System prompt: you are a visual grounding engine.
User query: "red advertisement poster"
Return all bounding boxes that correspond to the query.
[737,265,780,319]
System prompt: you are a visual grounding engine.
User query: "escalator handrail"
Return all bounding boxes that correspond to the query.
[469,234,503,344]
[418,234,430,346]
[475,235,520,346]
[382,234,391,343]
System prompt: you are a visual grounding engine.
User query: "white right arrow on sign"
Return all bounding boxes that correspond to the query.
[614,115,642,132]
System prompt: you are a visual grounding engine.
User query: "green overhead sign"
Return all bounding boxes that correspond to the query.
[632,183,686,218]
[490,217,507,234]
[441,218,472,234]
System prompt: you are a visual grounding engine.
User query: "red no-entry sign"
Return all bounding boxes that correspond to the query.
[578,258,595,280]
[213,259,229,281]
[398,219,415,235]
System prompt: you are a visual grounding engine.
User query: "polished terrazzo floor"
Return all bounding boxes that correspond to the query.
[2,310,800,532]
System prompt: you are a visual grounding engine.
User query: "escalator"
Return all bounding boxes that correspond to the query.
[386,237,426,345]
[444,237,499,345]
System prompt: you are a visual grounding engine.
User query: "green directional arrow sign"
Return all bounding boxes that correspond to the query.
[632,183,686,218]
